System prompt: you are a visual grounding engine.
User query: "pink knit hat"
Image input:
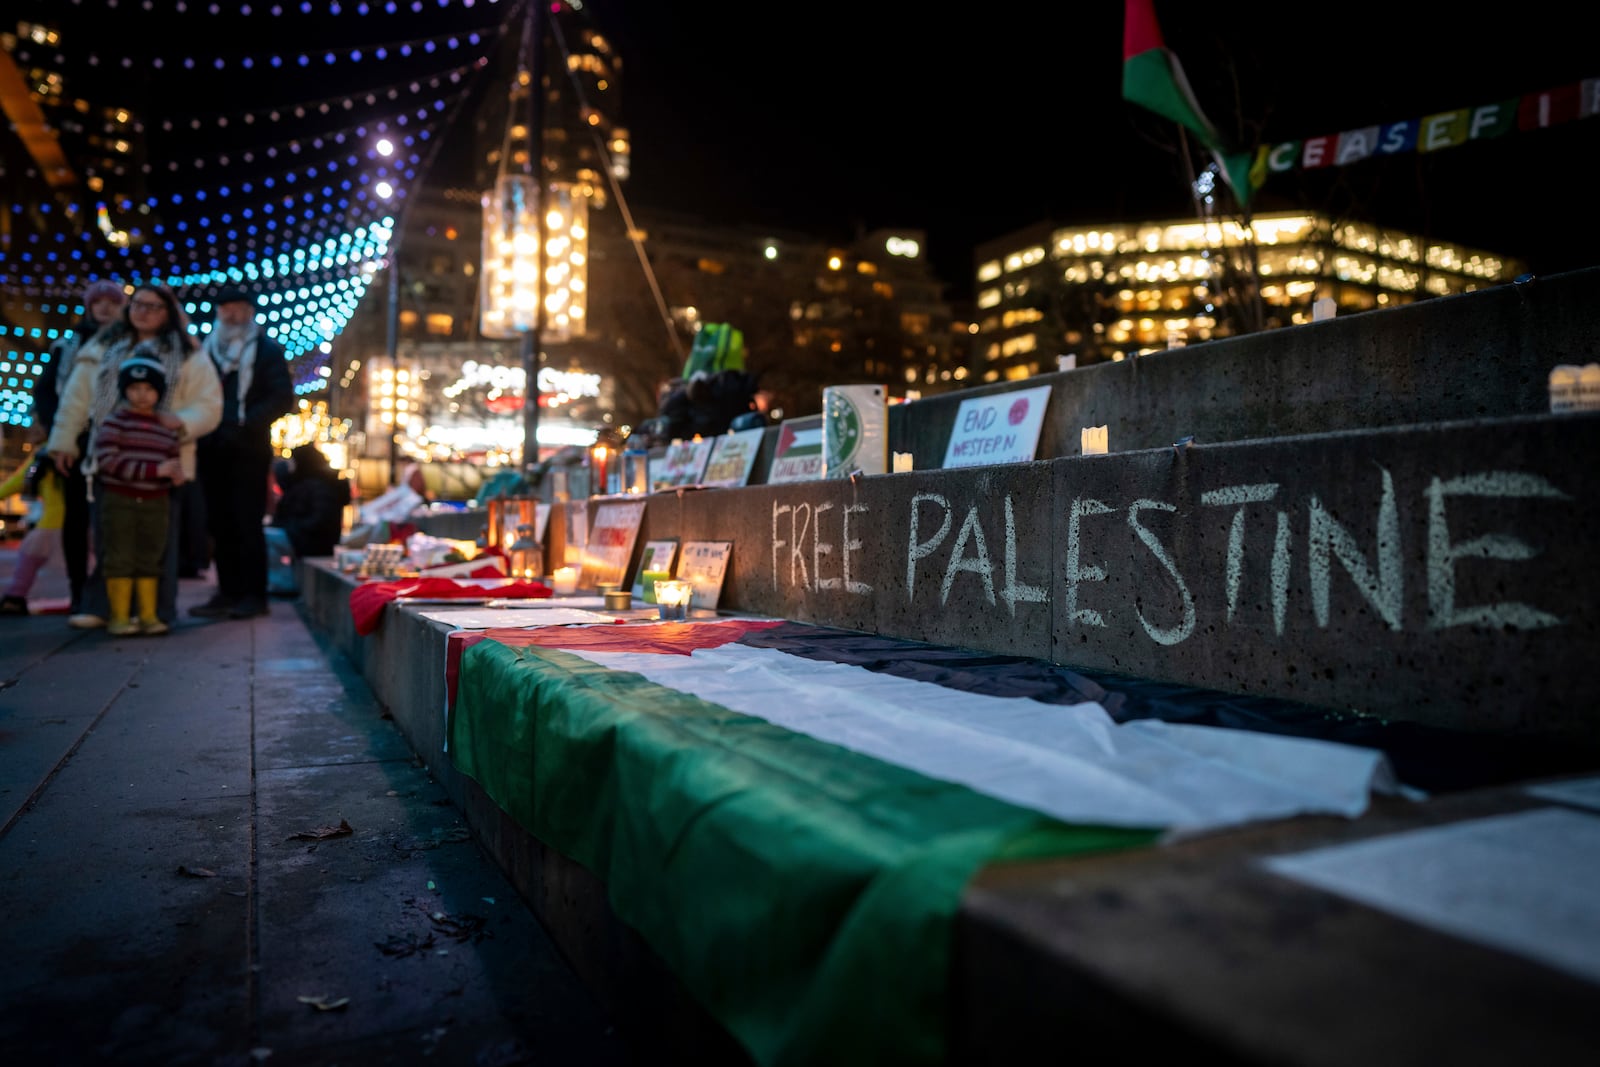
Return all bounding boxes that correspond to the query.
[83,279,126,306]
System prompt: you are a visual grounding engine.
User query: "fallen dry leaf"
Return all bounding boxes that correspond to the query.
[427,910,488,944]
[296,994,351,1012]
[177,865,218,878]
[375,932,435,958]
[287,818,354,842]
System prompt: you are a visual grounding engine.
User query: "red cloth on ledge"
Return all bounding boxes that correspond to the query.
[349,575,551,636]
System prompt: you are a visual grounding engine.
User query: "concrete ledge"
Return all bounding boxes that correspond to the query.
[300,563,1600,1064]
[532,413,1600,739]
[893,265,1598,466]
[299,563,752,1064]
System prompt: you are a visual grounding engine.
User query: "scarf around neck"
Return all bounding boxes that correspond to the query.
[206,323,258,423]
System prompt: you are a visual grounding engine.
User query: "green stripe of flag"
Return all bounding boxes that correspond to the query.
[449,640,1155,1067]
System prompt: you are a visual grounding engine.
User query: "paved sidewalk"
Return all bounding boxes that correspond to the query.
[0,546,629,1066]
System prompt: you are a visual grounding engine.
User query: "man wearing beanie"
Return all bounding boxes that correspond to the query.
[91,355,184,635]
[36,279,126,612]
[192,286,295,619]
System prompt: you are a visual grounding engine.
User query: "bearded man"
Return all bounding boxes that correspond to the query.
[191,286,296,619]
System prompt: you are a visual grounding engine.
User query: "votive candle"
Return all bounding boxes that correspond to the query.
[551,566,579,595]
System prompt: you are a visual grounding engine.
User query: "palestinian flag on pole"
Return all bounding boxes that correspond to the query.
[447,617,1399,1066]
[1122,0,1256,202]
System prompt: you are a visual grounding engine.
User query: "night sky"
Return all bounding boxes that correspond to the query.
[10,1,1596,305]
[585,1,1599,299]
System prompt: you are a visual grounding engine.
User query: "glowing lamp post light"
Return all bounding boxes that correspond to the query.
[479,175,588,469]
[480,177,587,341]
[480,174,542,340]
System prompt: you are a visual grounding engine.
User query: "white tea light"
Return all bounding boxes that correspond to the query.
[551,566,579,595]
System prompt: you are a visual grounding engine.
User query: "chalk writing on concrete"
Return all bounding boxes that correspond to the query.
[1425,471,1570,630]
[1128,499,1196,646]
[1199,483,1279,622]
[1065,497,1115,627]
[844,503,871,595]
[906,493,949,601]
[773,501,812,589]
[897,467,1570,644]
[811,501,837,591]
[1002,495,1048,614]
[906,493,1046,613]
[772,499,872,596]
[1309,468,1402,632]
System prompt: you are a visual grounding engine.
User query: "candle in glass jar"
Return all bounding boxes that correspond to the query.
[654,579,692,621]
[551,566,579,595]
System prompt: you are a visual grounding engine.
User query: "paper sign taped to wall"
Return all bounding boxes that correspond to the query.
[943,385,1052,468]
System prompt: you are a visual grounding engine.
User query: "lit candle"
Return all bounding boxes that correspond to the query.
[639,569,670,603]
[654,579,692,621]
[551,566,579,596]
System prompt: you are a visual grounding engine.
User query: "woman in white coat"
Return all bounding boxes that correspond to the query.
[47,283,223,629]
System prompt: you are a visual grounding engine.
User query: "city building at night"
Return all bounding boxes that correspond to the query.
[328,186,963,466]
[972,211,1524,382]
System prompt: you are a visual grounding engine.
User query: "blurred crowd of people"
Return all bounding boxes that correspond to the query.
[2,278,315,629]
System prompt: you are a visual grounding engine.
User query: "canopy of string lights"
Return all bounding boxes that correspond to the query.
[0,0,521,425]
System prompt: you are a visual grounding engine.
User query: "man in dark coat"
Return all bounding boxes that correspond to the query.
[191,285,297,619]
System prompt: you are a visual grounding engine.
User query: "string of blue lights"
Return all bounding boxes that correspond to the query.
[2,0,520,425]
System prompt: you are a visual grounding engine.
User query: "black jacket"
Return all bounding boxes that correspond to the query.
[272,445,351,557]
[199,330,296,455]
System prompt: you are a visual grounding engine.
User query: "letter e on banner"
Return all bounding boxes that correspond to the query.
[1301,135,1334,169]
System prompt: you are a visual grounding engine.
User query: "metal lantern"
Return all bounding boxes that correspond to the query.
[508,522,543,581]
[623,448,649,494]
[499,495,536,553]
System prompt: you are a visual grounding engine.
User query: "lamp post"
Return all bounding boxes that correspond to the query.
[479,0,588,477]
[523,0,545,477]
[385,254,401,484]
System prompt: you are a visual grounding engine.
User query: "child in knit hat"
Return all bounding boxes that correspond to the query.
[90,354,185,635]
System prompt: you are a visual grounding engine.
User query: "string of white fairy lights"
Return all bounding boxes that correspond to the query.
[1,2,518,422]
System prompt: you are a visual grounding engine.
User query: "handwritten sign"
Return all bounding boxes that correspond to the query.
[768,414,824,484]
[701,428,765,488]
[578,498,646,589]
[655,438,714,489]
[677,540,733,610]
[942,384,1051,468]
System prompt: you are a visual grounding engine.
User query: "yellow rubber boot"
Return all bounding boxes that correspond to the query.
[136,578,169,635]
[106,578,138,636]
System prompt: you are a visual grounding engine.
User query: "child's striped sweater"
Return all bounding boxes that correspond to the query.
[92,407,180,498]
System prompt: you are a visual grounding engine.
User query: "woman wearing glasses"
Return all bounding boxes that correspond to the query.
[45,283,223,631]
